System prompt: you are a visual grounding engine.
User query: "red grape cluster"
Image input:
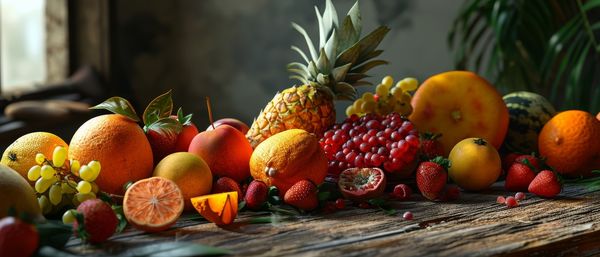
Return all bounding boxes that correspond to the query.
[320,113,420,180]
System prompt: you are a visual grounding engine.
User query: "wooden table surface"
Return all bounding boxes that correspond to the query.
[64,182,600,257]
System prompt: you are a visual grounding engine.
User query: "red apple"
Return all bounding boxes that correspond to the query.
[188,125,252,182]
[206,118,249,134]
[147,129,178,165]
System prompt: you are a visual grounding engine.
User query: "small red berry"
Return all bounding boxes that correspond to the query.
[505,196,519,208]
[402,211,413,220]
[335,198,345,209]
[391,184,412,200]
[496,196,506,204]
[515,192,526,200]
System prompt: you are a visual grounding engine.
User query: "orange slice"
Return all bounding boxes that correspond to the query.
[123,177,184,232]
[191,191,238,225]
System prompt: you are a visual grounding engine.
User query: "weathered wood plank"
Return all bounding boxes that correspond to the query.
[64,183,600,256]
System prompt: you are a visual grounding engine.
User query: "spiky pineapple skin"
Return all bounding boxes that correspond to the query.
[246,84,334,148]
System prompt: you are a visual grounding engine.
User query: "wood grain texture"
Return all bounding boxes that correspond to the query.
[65,183,600,256]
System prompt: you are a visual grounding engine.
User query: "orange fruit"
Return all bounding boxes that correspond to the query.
[69,114,153,194]
[153,152,213,210]
[409,71,509,156]
[538,110,600,175]
[250,129,327,194]
[1,132,68,181]
[123,177,184,232]
[448,138,501,191]
[191,191,237,225]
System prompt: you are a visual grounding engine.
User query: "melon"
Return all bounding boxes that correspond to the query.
[502,91,556,153]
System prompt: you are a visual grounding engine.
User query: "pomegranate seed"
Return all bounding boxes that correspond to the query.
[392,184,412,200]
[341,123,352,131]
[367,129,378,136]
[324,131,334,138]
[354,155,365,167]
[406,135,419,147]
[496,196,506,204]
[505,196,518,208]
[390,148,401,158]
[391,131,401,141]
[345,152,357,163]
[515,192,526,200]
[335,198,345,209]
[359,143,370,152]
[403,211,413,220]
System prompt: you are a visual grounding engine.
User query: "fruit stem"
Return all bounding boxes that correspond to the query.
[473,138,487,146]
[206,96,215,130]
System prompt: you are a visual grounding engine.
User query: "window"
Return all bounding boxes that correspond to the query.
[0,0,46,95]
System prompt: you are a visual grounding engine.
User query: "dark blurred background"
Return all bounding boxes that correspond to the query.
[0,0,598,150]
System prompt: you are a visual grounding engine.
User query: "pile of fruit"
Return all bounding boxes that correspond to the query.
[1,0,600,256]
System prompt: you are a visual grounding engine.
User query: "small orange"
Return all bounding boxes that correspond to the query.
[191,191,238,225]
[123,177,184,232]
[250,129,327,194]
[69,114,154,194]
[1,132,68,181]
[153,152,213,210]
[448,138,501,191]
[538,110,600,175]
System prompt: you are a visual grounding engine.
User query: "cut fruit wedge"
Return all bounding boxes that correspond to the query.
[191,191,238,225]
[123,177,184,232]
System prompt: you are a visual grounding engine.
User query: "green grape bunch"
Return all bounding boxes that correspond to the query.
[346,75,419,117]
[27,146,102,215]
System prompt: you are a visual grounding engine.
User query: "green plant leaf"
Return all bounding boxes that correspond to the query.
[145,117,183,137]
[112,205,128,233]
[115,241,231,257]
[292,22,318,62]
[177,107,193,125]
[90,97,140,122]
[143,90,173,126]
[36,220,73,249]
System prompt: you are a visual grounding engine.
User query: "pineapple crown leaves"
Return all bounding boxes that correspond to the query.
[91,90,183,137]
[288,0,390,101]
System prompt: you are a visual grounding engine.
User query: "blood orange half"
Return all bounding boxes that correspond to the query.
[123,177,184,232]
[191,191,238,226]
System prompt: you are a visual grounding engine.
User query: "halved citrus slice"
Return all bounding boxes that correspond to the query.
[191,191,238,225]
[123,177,184,232]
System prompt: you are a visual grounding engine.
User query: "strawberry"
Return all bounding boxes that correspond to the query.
[528,170,562,198]
[284,180,318,211]
[0,216,38,257]
[244,180,268,210]
[504,163,536,191]
[515,154,543,171]
[73,199,118,244]
[438,185,461,201]
[416,156,451,201]
[420,133,444,160]
[212,177,242,198]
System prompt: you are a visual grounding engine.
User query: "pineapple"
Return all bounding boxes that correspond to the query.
[246,0,390,148]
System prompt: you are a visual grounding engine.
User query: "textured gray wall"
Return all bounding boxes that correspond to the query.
[113,0,462,129]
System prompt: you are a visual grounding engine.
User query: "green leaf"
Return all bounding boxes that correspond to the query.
[336,16,359,53]
[316,48,331,74]
[582,0,600,11]
[90,97,140,122]
[347,1,362,36]
[36,221,73,249]
[267,203,301,216]
[355,26,390,64]
[115,241,231,257]
[112,205,128,233]
[315,6,326,49]
[324,31,338,68]
[143,90,173,126]
[145,117,183,137]
[292,22,318,62]
[317,191,331,201]
[331,63,352,82]
[335,43,360,67]
[350,60,388,74]
[291,45,310,64]
[177,107,193,125]
[322,0,339,37]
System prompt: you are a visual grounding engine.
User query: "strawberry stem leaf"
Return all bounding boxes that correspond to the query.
[143,90,173,125]
[90,97,140,122]
[431,156,451,170]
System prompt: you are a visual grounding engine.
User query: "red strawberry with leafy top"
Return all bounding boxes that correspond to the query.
[528,170,562,198]
[0,216,38,257]
[420,133,444,160]
[73,199,118,244]
[416,157,451,201]
[244,180,268,210]
[502,152,520,172]
[505,163,536,191]
[212,177,242,197]
[284,180,318,211]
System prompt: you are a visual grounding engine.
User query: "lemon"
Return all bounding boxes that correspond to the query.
[0,164,43,220]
